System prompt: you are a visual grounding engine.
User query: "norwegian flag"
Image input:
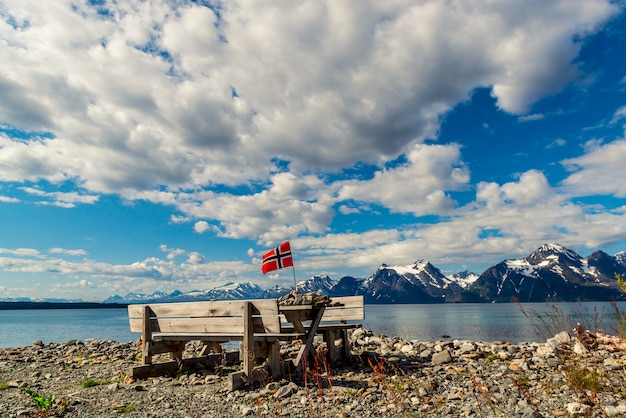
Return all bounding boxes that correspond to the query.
[262,241,293,274]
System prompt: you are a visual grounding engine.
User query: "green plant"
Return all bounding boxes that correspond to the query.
[0,381,9,391]
[23,388,56,410]
[563,363,604,402]
[115,404,136,413]
[616,272,626,295]
[81,378,112,388]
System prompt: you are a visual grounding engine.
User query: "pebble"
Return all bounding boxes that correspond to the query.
[0,328,625,417]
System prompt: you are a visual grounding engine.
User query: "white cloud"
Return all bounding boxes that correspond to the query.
[193,221,211,234]
[20,187,99,207]
[48,248,87,256]
[0,195,19,203]
[338,144,469,215]
[518,113,545,122]
[546,138,567,149]
[0,1,624,299]
[187,252,205,264]
[0,0,617,195]
[561,139,626,197]
[610,105,626,124]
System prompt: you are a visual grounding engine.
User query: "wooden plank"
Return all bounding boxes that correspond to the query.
[129,316,280,334]
[128,300,248,318]
[323,296,364,321]
[130,316,244,333]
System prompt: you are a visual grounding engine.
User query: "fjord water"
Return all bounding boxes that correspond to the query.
[1,302,625,348]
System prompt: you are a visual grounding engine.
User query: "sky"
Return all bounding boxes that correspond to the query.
[1,0,626,302]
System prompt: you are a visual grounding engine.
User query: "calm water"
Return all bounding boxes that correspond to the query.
[1,302,625,348]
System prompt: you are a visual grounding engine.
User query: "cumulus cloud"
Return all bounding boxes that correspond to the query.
[561,139,626,197]
[338,143,469,215]
[0,1,624,299]
[193,221,211,234]
[0,0,618,195]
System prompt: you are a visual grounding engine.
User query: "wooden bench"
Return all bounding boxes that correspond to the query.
[128,299,300,383]
[127,295,364,385]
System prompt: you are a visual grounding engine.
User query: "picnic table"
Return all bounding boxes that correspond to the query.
[127,295,364,388]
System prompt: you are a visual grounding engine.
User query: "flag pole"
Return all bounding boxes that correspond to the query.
[291,265,297,291]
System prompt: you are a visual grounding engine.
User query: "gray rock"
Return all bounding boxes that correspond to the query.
[431,350,452,365]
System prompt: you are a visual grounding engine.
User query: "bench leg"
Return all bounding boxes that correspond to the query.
[141,306,153,365]
[200,341,223,357]
[170,343,185,370]
[324,329,342,364]
[267,341,282,379]
[342,329,352,359]
[142,340,152,365]
[243,302,254,380]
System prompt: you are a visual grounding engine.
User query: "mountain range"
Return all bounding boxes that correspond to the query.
[100,243,626,304]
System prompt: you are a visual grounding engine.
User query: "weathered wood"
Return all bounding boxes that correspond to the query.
[242,301,253,380]
[267,341,282,378]
[322,296,364,321]
[228,370,247,391]
[128,296,364,383]
[131,351,239,379]
[142,306,153,365]
[129,299,282,334]
[293,306,325,368]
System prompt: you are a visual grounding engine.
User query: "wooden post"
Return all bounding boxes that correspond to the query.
[243,301,253,380]
[142,306,153,365]
[294,306,325,367]
[267,341,282,379]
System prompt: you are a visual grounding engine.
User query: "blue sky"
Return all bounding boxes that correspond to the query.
[1,0,626,301]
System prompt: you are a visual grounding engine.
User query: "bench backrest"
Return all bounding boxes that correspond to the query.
[277,295,365,325]
[128,299,281,335]
[322,296,364,322]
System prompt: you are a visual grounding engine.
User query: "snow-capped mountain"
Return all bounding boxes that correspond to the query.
[102,244,625,304]
[295,275,336,294]
[466,243,626,302]
[448,271,480,289]
[104,282,265,303]
[363,260,468,303]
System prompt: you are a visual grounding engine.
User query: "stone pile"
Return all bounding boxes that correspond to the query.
[277,290,331,306]
[1,327,625,417]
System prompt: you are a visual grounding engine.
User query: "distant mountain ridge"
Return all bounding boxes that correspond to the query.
[98,243,626,304]
[3,244,621,304]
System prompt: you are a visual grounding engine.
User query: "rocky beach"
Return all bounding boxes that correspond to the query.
[1,327,626,417]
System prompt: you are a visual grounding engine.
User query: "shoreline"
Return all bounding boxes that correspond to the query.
[2,329,626,417]
[0,302,128,310]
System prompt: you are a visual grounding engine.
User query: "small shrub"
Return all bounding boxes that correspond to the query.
[23,388,56,410]
[81,378,111,388]
[115,404,136,413]
[616,273,626,295]
[564,363,604,400]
